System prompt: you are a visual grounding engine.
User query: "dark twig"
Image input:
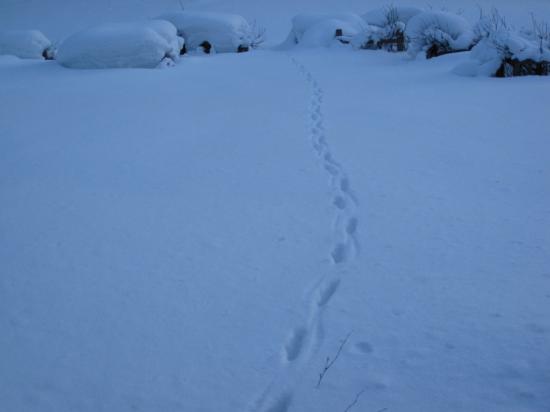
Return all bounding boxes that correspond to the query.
[316,331,353,388]
[342,387,367,412]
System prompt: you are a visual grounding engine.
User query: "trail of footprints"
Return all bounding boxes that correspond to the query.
[301,63,360,266]
[256,58,361,412]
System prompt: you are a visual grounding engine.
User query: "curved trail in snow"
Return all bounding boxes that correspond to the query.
[250,55,361,412]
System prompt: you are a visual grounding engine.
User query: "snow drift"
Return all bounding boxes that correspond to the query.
[406,11,475,58]
[0,30,54,59]
[282,13,366,48]
[157,12,255,53]
[56,20,183,69]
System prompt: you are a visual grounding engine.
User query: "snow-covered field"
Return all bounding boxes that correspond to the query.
[1,1,549,412]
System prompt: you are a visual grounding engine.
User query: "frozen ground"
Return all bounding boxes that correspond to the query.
[1,1,550,412]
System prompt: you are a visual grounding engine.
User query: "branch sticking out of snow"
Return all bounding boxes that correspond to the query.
[342,388,368,412]
[248,20,266,48]
[316,331,352,389]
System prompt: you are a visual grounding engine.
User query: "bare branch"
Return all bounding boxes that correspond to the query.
[249,19,267,48]
[316,331,352,388]
[342,387,368,412]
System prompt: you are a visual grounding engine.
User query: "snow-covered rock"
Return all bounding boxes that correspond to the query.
[362,6,423,28]
[0,30,54,59]
[56,20,183,69]
[282,13,366,48]
[406,11,475,58]
[157,12,255,53]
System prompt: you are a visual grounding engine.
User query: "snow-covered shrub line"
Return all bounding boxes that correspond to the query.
[455,9,550,77]
[0,30,55,60]
[56,20,183,69]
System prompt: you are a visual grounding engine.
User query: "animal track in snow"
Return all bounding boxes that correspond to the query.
[346,217,359,235]
[333,196,346,210]
[325,164,339,177]
[265,393,293,412]
[331,243,348,264]
[284,327,308,362]
[253,57,363,412]
[355,341,374,354]
[317,279,340,307]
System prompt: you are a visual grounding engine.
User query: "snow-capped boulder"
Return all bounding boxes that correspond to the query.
[56,20,183,69]
[362,6,423,28]
[157,12,257,54]
[0,30,54,59]
[283,13,366,48]
[406,11,475,58]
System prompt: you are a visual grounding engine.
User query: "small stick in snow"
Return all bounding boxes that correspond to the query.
[342,387,368,412]
[316,331,353,388]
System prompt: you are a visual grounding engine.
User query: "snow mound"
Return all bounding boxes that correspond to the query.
[0,30,53,59]
[56,20,183,69]
[282,13,366,48]
[362,6,423,27]
[406,11,475,58]
[157,12,253,53]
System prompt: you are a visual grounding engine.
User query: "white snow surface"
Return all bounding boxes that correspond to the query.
[0,30,52,59]
[157,11,252,53]
[1,1,550,412]
[283,13,366,47]
[406,11,475,57]
[57,20,182,69]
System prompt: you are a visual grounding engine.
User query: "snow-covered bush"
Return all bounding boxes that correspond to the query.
[0,30,54,59]
[353,6,422,52]
[521,15,550,56]
[455,13,550,77]
[406,11,475,58]
[362,6,423,28]
[282,13,366,48]
[56,20,183,69]
[157,12,258,53]
[248,20,267,49]
[472,8,509,44]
